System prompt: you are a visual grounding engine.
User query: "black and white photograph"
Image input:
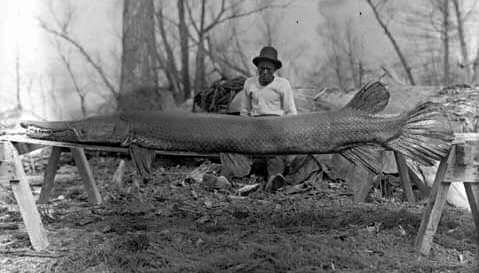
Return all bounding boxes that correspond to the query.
[0,0,478,272]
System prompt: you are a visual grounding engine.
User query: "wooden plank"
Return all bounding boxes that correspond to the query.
[38,146,62,203]
[415,145,456,256]
[455,143,466,166]
[0,134,217,157]
[452,133,479,143]
[0,141,49,250]
[408,167,429,199]
[394,152,415,202]
[464,183,479,234]
[112,159,126,185]
[70,148,102,205]
[354,172,375,202]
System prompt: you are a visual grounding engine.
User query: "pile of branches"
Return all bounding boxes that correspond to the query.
[193,76,246,113]
[433,84,479,133]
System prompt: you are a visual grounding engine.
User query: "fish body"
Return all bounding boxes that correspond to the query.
[21,82,453,172]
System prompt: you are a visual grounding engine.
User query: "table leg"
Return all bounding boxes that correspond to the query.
[0,141,49,250]
[38,146,62,203]
[71,148,102,205]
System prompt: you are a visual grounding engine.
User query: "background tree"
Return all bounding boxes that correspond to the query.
[39,1,119,113]
[119,0,162,111]
[177,0,191,101]
[366,0,416,85]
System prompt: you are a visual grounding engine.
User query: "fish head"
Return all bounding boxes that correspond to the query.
[20,115,128,143]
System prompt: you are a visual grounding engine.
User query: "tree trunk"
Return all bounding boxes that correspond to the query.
[15,46,22,110]
[333,51,346,91]
[366,0,416,85]
[194,0,207,96]
[156,5,182,103]
[442,0,450,86]
[473,45,479,85]
[178,0,191,100]
[452,0,470,83]
[119,0,160,111]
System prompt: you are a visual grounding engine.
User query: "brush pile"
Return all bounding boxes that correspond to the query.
[193,76,246,113]
[432,84,479,133]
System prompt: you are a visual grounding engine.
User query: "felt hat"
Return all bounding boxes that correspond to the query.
[252,46,282,69]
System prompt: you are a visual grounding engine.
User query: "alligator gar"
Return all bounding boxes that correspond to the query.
[20,82,453,173]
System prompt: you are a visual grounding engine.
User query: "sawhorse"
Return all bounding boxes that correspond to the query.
[415,133,479,256]
[0,140,103,251]
[0,134,216,250]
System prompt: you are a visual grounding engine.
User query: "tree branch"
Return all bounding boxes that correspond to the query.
[203,2,289,33]
[38,20,119,97]
[365,0,416,85]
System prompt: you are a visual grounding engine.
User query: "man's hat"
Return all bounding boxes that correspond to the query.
[252,46,282,69]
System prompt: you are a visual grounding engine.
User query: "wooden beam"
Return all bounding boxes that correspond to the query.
[0,141,49,250]
[394,152,415,202]
[415,145,455,256]
[0,134,217,157]
[38,146,62,203]
[408,167,429,199]
[71,148,102,205]
[464,184,479,233]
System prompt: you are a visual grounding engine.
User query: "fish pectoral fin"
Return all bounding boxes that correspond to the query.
[339,145,383,174]
[129,144,155,177]
[344,81,389,114]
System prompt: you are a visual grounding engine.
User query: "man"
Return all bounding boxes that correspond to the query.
[223,46,299,191]
[239,46,297,117]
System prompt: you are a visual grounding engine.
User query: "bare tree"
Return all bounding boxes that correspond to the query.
[366,0,416,85]
[186,0,286,95]
[155,3,182,102]
[343,20,365,89]
[177,0,191,100]
[316,14,366,91]
[452,0,471,82]
[259,0,281,46]
[119,0,160,111]
[39,2,118,101]
[207,23,252,78]
[441,0,450,85]
[55,42,87,117]
[15,45,22,110]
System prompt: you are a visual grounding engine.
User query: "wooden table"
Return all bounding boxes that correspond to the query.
[415,133,479,256]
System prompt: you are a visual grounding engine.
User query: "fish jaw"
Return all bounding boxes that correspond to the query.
[21,121,80,142]
[20,115,129,144]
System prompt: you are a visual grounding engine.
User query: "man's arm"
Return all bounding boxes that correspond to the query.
[282,80,297,116]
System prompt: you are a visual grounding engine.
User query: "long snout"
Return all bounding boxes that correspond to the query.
[20,120,71,131]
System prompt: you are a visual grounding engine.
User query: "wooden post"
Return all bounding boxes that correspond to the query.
[394,152,415,202]
[408,167,429,199]
[70,148,102,205]
[0,141,49,250]
[38,146,62,203]
[415,145,455,256]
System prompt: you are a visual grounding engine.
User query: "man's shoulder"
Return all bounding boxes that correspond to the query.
[245,76,258,85]
[274,76,292,88]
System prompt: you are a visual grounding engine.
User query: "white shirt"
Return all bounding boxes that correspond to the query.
[239,76,297,117]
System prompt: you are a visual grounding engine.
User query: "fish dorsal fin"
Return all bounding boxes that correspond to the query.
[343,81,390,113]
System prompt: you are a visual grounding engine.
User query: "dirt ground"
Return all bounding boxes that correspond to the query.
[0,151,478,273]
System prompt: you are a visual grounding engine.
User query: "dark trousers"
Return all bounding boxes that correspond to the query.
[220,153,320,184]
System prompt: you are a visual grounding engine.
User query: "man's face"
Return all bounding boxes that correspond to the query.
[257,61,277,86]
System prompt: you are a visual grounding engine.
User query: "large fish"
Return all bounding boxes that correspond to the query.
[21,82,453,173]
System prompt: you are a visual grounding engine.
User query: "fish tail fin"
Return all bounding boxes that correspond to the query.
[387,102,454,166]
